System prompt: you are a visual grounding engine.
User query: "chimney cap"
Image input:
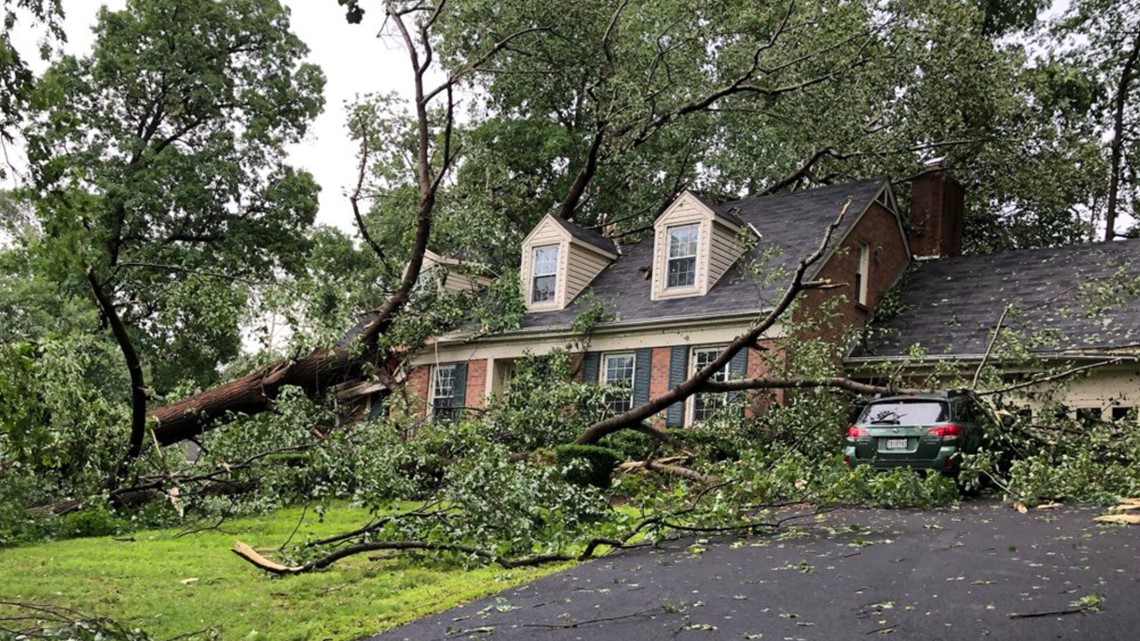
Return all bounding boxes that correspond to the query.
[923,156,947,170]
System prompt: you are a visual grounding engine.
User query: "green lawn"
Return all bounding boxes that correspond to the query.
[0,505,569,641]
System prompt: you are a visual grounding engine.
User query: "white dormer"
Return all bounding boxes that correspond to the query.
[521,214,619,311]
[414,249,492,294]
[651,191,748,300]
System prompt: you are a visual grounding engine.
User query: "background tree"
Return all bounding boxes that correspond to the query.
[1055,0,1140,240]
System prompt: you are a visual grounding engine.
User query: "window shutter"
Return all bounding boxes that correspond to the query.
[452,362,467,417]
[666,345,689,427]
[581,352,600,383]
[727,348,749,405]
[633,348,652,406]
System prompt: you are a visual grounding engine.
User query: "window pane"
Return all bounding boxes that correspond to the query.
[859,401,947,425]
[533,245,559,275]
[666,225,699,289]
[532,274,556,302]
[531,245,559,302]
[690,348,728,423]
[603,354,635,414]
[667,256,697,287]
[668,225,698,258]
[432,365,456,422]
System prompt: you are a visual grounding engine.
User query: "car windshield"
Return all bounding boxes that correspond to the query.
[860,400,948,425]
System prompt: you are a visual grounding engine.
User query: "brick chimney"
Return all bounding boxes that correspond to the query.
[908,162,964,259]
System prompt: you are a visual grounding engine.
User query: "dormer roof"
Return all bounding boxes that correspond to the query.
[548,216,619,257]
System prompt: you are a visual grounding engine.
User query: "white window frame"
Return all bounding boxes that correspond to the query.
[688,346,730,425]
[600,352,636,414]
[855,243,870,306]
[430,364,457,422]
[665,224,700,289]
[530,244,560,305]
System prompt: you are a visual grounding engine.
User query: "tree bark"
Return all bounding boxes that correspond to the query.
[150,316,402,446]
[86,267,148,482]
[1106,35,1140,241]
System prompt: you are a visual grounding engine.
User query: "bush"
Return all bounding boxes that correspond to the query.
[554,444,624,488]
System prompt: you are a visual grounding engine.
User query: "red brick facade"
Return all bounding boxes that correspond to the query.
[405,365,430,417]
[797,201,911,346]
[465,359,487,409]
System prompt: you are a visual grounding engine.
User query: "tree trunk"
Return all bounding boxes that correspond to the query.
[150,333,400,446]
[1106,35,1140,242]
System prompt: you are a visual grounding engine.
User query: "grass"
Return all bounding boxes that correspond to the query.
[0,504,570,641]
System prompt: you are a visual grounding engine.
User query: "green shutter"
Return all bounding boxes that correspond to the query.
[727,348,749,405]
[582,352,600,383]
[666,345,689,427]
[633,348,652,406]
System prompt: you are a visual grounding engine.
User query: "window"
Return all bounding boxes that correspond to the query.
[1112,406,1135,422]
[1077,407,1102,427]
[430,365,458,422]
[690,346,729,423]
[666,224,699,288]
[860,400,948,425]
[601,353,635,414]
[855,243,870,306]
[531,245,559,303]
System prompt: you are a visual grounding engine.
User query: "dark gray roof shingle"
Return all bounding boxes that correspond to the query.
[519,178,888,330]
[850,239,1140,359]
[551,216,618,256]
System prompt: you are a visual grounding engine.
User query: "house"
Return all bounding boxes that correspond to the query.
[403,174,914,426]
[847,230,1140,421]
[397,163,1140,427]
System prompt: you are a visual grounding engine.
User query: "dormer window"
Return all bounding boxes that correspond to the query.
[530,244,559,303]
[666,224,699,288]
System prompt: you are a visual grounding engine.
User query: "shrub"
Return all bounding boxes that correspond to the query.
[554,444,624,488]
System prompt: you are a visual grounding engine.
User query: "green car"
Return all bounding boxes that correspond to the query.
[844,391,987,473]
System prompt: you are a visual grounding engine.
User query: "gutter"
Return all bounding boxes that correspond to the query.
[437,310,773,346]
[844,351,1140,366]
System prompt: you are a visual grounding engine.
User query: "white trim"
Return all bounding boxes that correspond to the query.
[428,363,457,419]
[856,242,870,306]
[601,352,636,414]
[665,223,700,290]
[413,318,784,366]
[686,345,730,426]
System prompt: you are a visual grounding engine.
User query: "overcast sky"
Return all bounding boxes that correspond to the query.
[9,0,414,233]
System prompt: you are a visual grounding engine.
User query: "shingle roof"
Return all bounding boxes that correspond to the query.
[849,239,1140,359]
[518,178,888,331]
[550,216,618,256]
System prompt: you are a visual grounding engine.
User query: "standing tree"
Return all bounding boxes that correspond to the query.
[19,0,324,480]
[1056,0,1140,240]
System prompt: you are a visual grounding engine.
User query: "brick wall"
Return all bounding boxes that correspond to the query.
[745,340,782,416]
[405,364,430,418]
[797,201,911,346]
[466,359,487,410]
[648,346,672,427]
[909,169,964,258]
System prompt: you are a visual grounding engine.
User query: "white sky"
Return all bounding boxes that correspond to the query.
[9,0,414,233]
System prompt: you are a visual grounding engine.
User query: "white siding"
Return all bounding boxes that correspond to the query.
[564,243,613,304]
[707,220,744,289]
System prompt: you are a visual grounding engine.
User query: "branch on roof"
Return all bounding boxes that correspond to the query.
[574,198,854,445]
[977,358,1129,397]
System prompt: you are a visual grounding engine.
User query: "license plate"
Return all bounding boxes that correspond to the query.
[885,438,908,450]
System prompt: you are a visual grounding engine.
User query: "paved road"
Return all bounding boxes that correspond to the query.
[367,501,1140,641]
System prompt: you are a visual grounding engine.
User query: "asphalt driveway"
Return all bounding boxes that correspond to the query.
[367,501,1140,641]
